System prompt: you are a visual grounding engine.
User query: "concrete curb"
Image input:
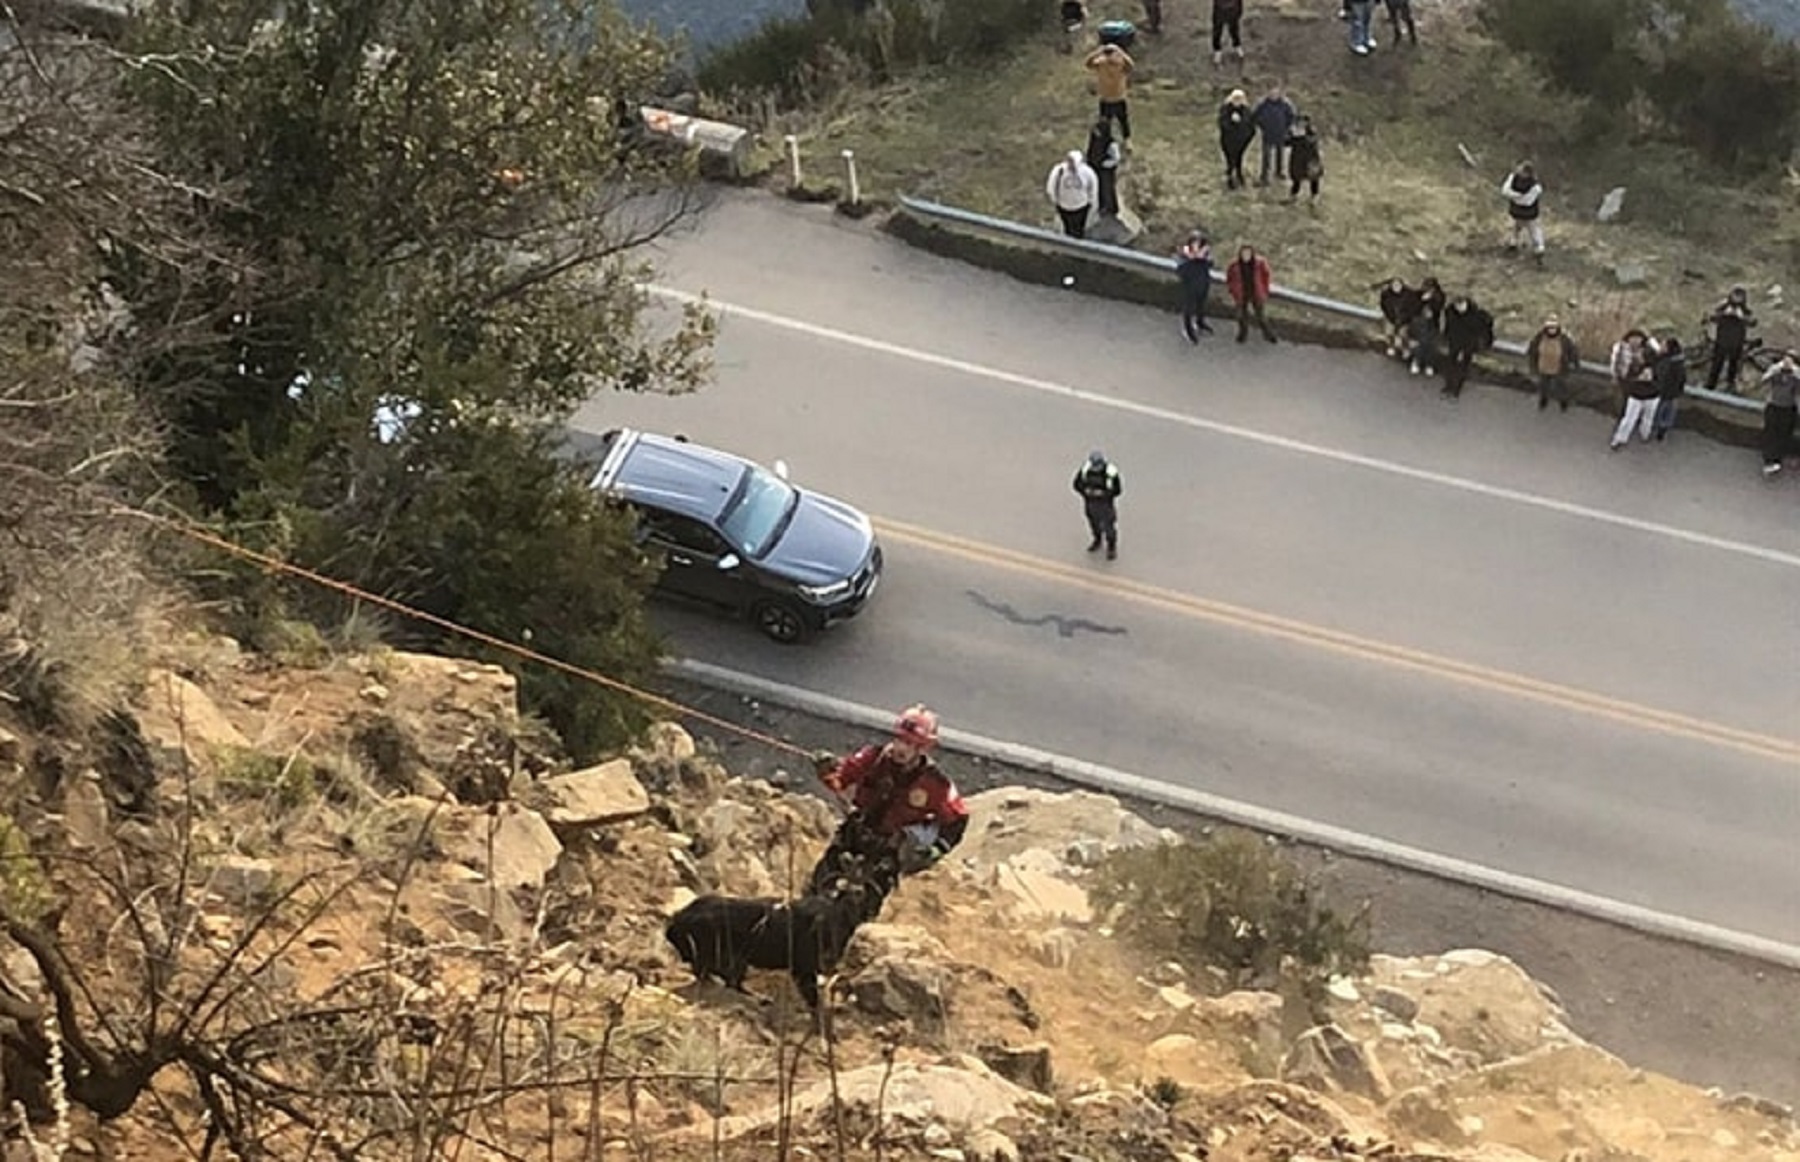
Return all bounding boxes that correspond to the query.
[669,656,1800,972]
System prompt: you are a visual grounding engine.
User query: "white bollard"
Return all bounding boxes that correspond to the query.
[840,149,860,206]
[785,134,802,187]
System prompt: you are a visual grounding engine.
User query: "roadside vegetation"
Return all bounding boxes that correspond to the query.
[2,0,711,762]
[696,0,1800,392]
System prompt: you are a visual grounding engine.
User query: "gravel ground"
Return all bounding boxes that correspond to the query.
[659,674,1800,1109]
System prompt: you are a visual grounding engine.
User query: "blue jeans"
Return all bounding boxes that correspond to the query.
[1653,397,1679,436]
[1348,0,1373,48]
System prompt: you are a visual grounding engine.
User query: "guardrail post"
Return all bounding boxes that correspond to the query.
[785,134,802,187]
[840,149,860,207]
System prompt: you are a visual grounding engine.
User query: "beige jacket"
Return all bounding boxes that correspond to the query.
[1085,46,1133,102]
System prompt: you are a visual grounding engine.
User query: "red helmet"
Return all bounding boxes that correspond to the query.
[892,704,940,751]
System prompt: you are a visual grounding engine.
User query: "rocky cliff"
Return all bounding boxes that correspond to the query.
[0,639,1793,1161]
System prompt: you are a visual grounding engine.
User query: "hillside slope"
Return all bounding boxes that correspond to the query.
[1,637,1795,1159]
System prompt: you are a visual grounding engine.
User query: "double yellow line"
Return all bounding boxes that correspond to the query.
[875,516,1800,767]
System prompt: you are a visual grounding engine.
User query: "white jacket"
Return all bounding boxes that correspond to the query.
[1046,151,1099,211]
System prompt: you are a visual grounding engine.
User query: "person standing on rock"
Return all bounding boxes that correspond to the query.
[1525,314,1579,412]
[1073,449,1123,558]
[1759,351,1800,476]
[1704,286,1758,393]
[809,705,970,901]
[1440,293,1493,400]
[1086,118,1123,216]
[1218,89,1256,191]
[1252,83,1297,186]
[1228,244,1279,343]
[1501,162,1546,265]
[1211,0,1245,64]
[1085,41,1135,141]
[1045,149,1099,239]
[1176,230,1216,344]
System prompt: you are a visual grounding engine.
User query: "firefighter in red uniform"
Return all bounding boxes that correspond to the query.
[807,704,970,902]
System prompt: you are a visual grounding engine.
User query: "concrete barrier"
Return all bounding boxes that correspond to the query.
[886,196,1764,449]
[639,106,753,180]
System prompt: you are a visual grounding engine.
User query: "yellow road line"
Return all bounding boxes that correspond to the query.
[874,516,1800,767]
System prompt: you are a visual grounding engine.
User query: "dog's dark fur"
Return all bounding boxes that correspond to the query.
[665,873,880,1011]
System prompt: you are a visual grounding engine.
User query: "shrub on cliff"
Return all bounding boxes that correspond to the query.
[1090,831,1371,1005]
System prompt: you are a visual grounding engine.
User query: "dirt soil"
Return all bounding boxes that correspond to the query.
[661,674,1800,1108]
[758,0,1800,391]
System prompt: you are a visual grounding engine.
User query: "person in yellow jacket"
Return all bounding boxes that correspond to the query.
[1084,43,1135,140]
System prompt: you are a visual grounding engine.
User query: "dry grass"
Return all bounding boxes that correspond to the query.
[777,0,1800,387]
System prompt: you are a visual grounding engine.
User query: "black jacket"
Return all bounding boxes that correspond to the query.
[1073,461,1122,506]
[1654,351,1688,401]
[1379,283,1423,327]
[1710,302,1757,347]
[1286,129,1322,179]
[1219,104,1255,152]
[1443,302,1494,354]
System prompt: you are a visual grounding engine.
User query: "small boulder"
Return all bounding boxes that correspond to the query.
[643,721,697,762]
[536,759,650,827]
[456,804,563,891]
[1283,1024,1392,1102]
[0,727,20,765]
[1596,186,1627,222]
[1372,985,1421,1023]
[977,1042,1053,1094]
[134,670,249,773]
[1086,207,1143,246]
[1024,927,1078,970]
[1612,261,1649,288]
[845,925,955,1028]
[964,1126,1020,1162]
[61,772,110,850]
[207,856,277,906]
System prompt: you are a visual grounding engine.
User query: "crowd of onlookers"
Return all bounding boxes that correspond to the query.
[1042,2,1799,474]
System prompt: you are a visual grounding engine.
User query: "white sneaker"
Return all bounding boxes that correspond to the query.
[1408,363,1421,376]
[1365,39,1378,52]
[1763,462,1783,476]
[1352,43,1369,56]
[1212,50,1222,64]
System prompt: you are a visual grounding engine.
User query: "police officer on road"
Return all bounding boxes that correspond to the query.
[1072,450,1122,559]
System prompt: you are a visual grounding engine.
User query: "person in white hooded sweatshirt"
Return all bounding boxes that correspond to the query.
[1046,149,1099,239]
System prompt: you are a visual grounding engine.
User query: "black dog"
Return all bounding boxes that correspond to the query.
[665,875,875,1011]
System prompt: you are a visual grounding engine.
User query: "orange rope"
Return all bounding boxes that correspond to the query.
[113,505,815,759]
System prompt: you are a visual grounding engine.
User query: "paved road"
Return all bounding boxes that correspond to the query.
[571,193,1800,946]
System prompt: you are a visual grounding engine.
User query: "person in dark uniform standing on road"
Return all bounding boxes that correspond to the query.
[1073,450,1122,559]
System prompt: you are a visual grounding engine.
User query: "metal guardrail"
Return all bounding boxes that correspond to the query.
[897,196,1763,415]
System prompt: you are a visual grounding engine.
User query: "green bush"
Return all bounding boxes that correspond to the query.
[1649,5,1800,169]
[1089,831,1371,1005]
[1481,0,1800,169]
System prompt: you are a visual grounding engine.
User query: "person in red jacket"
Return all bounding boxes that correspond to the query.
[1227,244,1278,344]
[808,704,970,903]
